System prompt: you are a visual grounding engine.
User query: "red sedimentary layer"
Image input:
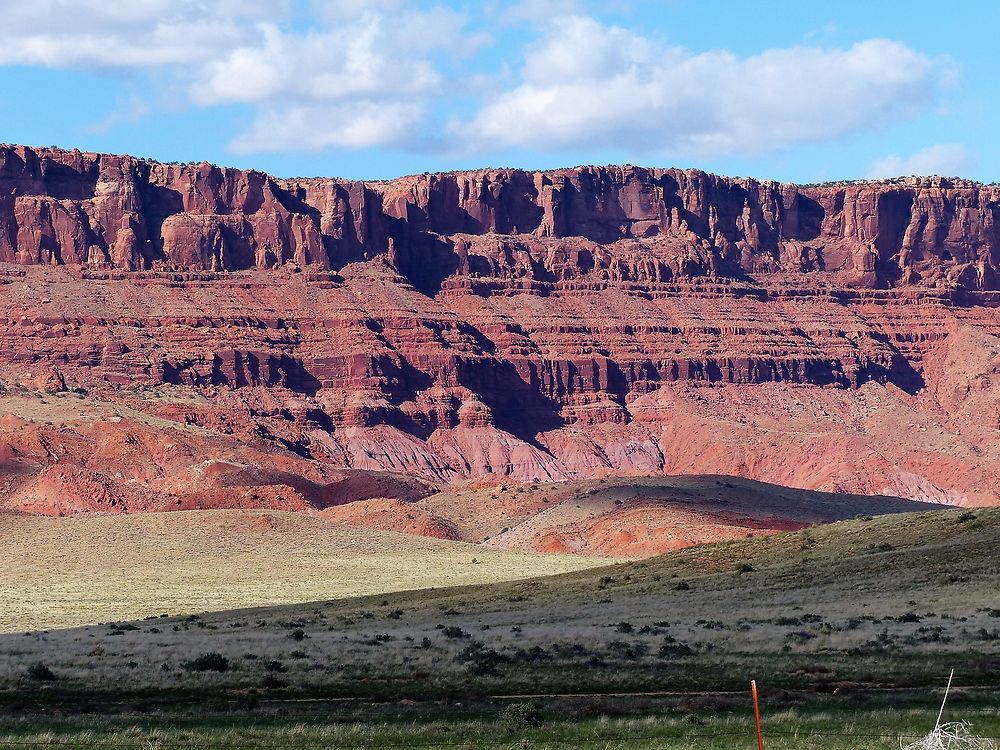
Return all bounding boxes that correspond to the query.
[3,144,999,289]
[2,145,1000,518]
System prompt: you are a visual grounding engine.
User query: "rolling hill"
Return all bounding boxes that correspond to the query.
[326,474,941,556]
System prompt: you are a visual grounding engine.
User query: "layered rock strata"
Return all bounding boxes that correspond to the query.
[2,146,1000,507]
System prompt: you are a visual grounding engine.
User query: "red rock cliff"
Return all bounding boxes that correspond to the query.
[3,146,1000,507]
[3,146,999,290]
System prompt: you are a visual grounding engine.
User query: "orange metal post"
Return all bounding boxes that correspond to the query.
[751,679,765,750]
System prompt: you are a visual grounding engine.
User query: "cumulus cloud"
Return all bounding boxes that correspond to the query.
[0,4,951,159]
[230,102,425,152]
[190,20,443,107]
[455,16,943,158]
[0,0,284,68]
[0,0,476,152]
[868,144,974,178]
[190,6,478,152]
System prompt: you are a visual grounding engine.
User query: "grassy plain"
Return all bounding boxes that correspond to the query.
[1,699,999,750]
[0,507,997,747]
[0,510,605,631]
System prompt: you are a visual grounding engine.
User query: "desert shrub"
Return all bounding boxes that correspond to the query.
[614,622,633,633]
[785,631,818,644]
[552,642,587,658]
[26,663,57,681]
[442,626,467,639]
[606,640,647,660]
[774,617,802,626]
[902,722,996,750]
[658,637,694,658]
[288,629,307,641]
[512,646,550,663]
[186,653,229,673]
[500,702,544,729]
[456,642,509,675]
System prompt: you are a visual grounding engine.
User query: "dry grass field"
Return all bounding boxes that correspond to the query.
[4,506,998,694]
[0,510,607,632]
[0,507,998,748]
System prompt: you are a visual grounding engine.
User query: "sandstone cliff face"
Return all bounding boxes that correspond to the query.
[3,147,1000,507]
[0,146,327,271]
[3,146,999,290]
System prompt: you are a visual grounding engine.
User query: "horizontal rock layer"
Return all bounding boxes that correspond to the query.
[2,147,1000,508]
[3,262,1000,504]
[3,145,1000,290]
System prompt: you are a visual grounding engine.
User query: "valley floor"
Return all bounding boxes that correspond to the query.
[0,510,603,632]
[0,508,997,748]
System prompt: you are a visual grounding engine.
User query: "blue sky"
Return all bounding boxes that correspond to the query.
[0,0,994,183]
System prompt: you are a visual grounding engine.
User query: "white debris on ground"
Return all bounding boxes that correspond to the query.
[901,721,997,750]
[901,672,995,750]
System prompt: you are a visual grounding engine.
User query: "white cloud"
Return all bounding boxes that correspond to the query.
[309,0,406,22]
[189,6,477,152]
[0,4,952,159]
[868,144,974,178]
[0,0,475,152]
[230,102,425,152]
[0,0,285,68]
[190,20,443,106]
[455,16,944,158]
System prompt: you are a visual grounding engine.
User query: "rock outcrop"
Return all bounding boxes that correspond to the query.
[2,146,1000,510]
[3,145,999,290]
